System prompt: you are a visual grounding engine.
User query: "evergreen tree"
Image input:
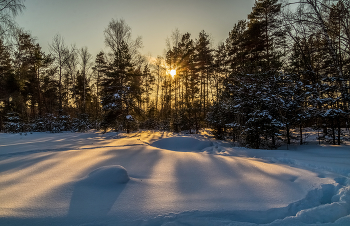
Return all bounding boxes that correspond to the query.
[101,41,136,132]
[195,30,213,125]
[248,0,283,70]
[225,20,248,74]
[93,51,107,98]
[92,51,107,121]
[74,71,91,114]
[142,64,154,111]
[0,38,13,130]
[176,32,197,131]
[12,31,49,120]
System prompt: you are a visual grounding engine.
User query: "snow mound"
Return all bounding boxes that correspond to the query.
[81,165,130,186]
[150,136,213,152]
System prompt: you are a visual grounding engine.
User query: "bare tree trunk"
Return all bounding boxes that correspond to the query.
[286,124,290,145]
[156,65,160,112]
[337,118,341,145]
[59,63,62,113]
[36,66,42,116]
[300,124,303,145]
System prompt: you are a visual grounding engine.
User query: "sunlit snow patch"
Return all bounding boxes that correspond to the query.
[80,165,130,187]
[142,179,350,225]
[150,136,213,152]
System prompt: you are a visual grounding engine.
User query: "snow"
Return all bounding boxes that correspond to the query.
[81,165,130,186]
[151,136,213,152]
[0,130,349,225]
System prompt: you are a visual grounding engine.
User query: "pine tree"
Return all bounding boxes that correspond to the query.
[153,56,165,113]
[142,64,154,111]
[11,31,50,120]
[176,32,197,131]
[195,30,213,124]
[248,0,283,70]
[0,38,13,131]
[101,41,136,132]
[92,51,107,121]
[225,20,248,74]
[41,68,59,116]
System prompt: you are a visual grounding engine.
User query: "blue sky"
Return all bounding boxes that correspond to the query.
[16,0,255,58]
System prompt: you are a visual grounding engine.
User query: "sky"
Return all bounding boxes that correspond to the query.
[15,0,255,58]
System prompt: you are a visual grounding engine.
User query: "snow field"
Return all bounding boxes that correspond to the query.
[0,131,349,225]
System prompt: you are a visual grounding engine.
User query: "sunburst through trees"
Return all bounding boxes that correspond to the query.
[1,0,350,148]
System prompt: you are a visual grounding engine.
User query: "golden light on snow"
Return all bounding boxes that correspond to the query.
[170,69,176,78]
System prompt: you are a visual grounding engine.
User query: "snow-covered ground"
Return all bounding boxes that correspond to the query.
[0,130,349,226]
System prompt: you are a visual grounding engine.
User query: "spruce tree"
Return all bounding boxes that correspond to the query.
[101,41,135,132]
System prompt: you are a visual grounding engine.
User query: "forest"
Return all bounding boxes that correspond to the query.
[0,0,350,149]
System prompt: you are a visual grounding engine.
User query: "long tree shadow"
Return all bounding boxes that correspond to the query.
[173,153,307,212]
[67,174,127,218]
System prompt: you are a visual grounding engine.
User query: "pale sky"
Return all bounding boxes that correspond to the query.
[16,0,255,58]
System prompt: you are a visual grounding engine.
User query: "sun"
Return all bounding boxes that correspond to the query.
[170,69,176,78]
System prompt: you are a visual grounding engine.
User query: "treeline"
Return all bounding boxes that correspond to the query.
[1,0,350,148]
[211,0,350,148]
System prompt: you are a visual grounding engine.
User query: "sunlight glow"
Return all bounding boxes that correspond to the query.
[170,69,176,78]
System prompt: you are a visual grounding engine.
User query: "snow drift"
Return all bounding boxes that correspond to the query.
[80,165,130,186]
